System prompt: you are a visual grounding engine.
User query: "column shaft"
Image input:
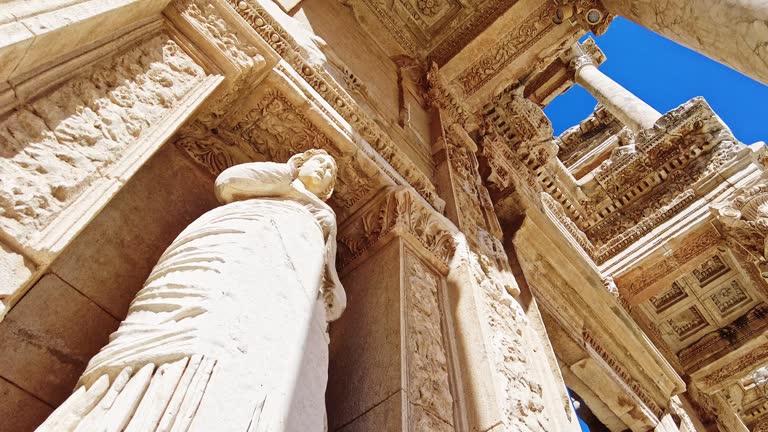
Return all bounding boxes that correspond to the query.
[574,62,662,133]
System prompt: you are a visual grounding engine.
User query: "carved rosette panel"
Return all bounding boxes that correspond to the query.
[0,31,208,247]
[405,251,455,430]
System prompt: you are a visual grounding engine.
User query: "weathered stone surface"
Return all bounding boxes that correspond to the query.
[0,377,52,432]
[0,32,206,248]
[328,238,404,430]
[2,0,766,430]
[0,274,119,406]
[0,242,36,315]
[0,0,172,80]
[602,0,768,86]
[336,391,404,432]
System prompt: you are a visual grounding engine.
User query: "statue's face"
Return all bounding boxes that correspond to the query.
[297,154,335,196]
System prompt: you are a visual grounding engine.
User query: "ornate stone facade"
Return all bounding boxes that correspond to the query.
[0,0,765,431]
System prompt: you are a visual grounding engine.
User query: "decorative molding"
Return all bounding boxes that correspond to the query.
[338,187,457,270]
[223,0,445,211]
[698,342,768,392]
[582,328,664,418]
[713,173,768,261]
[456,2,558,95]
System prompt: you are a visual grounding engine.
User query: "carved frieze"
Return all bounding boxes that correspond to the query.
[709,280,750,316]
[698,342,768,392]
[582,329,664,418]
[0,28,211,257]
[349,0,520,64]
[693,255,730,287]
[557,104,622,167]
[713,173,768,261]
[479,131,543,199]
[649,280,688,313]
[457,2,559,96]
[178,90,376,213]
[167,0,272,128]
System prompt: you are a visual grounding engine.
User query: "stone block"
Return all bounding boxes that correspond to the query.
[50,143,218,319]
[0,274,118,406]
[0,376,52,432]
[10,0,171,79]
[328,238,403,430]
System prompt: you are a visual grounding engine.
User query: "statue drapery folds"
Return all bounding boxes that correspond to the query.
[38,150,345,432]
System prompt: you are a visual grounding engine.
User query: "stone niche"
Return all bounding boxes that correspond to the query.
[0,142,219,431]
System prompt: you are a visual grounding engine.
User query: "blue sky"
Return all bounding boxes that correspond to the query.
[544,17,768,145]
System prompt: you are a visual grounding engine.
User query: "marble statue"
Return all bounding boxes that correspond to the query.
[37,149,346,432]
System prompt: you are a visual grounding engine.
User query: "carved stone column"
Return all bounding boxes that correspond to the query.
[568,44,662,133]
[601,0,768,86]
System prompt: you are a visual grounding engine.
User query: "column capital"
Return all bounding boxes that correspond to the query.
[567,37,607,76]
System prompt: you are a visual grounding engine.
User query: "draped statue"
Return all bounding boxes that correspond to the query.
[37,149,346,432]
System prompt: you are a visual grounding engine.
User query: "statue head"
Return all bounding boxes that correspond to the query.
[289,149,337,201]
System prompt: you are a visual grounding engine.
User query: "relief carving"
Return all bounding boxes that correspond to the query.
[405,252,455,429]
[710,280,750,315]
[457,2,558,95]
[169,0,268,128]
[470,249,550,431]
[178,90,375,213]
[712,174,768,261]
[338,187,456,269]
[693,255,730,286]
[668,306,708,339]
[0,33,207,244]
[582,329,664,418]
[649,280,688,313]
[699,343,768,391]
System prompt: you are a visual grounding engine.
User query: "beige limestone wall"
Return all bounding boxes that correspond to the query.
[0,143,218,431]
[602,0,768,85]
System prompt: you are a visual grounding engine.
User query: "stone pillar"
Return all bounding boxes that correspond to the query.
[330,188,461,431]
[601,0,768,86]
[569,46,662,133]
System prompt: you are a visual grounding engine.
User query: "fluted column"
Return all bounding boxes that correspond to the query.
[569,46,662,133]
[602,0,768,86]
